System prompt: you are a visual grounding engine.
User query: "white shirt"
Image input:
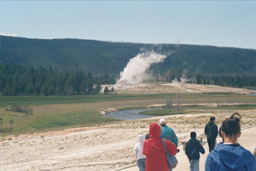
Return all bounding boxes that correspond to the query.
[134,134,146,160]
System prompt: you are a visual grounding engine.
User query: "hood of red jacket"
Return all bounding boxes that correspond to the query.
[149,123,161,138]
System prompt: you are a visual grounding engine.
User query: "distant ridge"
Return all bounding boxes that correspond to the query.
[1,35,256,76]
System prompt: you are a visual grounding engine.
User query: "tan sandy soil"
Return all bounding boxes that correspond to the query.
[1,111,256,171]
[103,82,256,94]
[1,83,256,170]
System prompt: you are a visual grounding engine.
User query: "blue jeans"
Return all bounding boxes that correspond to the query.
[189,159,199,171]
[137,158,146,171]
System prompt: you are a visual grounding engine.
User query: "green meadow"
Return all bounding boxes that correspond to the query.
[140,104,256,116]
[0,93,255,135]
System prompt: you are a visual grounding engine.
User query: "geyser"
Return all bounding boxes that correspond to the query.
[117,51,167,84]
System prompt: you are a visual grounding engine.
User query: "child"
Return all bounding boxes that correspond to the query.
[134,134,146,171]
[185,132,205,171]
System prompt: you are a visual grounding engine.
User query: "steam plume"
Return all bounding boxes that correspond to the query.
[117,51,167,84]
[0,33,17,37]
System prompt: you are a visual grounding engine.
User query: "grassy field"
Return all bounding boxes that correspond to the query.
[140,104,256,116]
[0,93,255,135]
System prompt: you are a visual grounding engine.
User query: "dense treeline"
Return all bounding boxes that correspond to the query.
[151,70,256,88]
[193,74,256,88]
[0,64,115,96]
[1,64,256,96]
[151,69,186,82]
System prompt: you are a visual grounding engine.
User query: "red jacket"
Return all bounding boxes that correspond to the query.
[143,123,177,171]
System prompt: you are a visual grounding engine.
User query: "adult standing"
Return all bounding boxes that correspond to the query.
[205,113,256,171]
[143,123,177,171]
[204,117,218,152]
[159,118,178,147]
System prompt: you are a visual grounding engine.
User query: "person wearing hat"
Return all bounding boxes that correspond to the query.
[204,117,218,152]
[159,118,178,147]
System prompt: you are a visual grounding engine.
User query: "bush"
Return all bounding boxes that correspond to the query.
[5,104,33,114]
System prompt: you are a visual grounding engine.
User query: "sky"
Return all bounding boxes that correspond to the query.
[0,1,256,49]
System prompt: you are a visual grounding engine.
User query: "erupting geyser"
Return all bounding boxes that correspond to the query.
[117,51,167,84]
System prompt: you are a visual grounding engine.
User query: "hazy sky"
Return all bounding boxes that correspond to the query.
[1,1,256,49]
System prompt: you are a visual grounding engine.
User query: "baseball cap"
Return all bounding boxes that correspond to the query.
[159,118,166,125]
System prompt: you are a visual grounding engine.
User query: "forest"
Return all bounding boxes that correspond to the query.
[1,35,256,96]
[1,64,256,96]
[153,69,256,88]
[1,35,256,76]
[0,64,115,96]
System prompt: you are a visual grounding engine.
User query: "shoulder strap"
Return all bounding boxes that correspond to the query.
[162,139,169,155]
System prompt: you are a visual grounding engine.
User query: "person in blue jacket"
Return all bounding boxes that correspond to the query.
[205,113,256,171]
[159,118,178,146]
[185,132,205,171]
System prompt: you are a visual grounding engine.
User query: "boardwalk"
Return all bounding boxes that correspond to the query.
[118,127,256,171]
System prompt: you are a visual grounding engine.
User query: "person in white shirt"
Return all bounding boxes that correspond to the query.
[134,134,146,171]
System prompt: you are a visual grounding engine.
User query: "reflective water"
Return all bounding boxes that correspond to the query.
[105,108,159,120]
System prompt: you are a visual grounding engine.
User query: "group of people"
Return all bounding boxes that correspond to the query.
[133,113,256,171]
[205,113,255,171]
[134,118,178,171]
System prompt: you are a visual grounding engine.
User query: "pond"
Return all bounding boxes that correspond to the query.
[104,108,160,120]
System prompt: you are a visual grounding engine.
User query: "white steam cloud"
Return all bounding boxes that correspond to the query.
[117,51,167,84]
[0,33,17,37]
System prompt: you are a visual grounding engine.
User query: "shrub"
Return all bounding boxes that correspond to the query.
[5,104,33,114]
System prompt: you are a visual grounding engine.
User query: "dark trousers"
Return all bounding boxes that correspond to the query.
[207,138,215,152]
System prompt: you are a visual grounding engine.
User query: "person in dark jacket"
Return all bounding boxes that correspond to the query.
[185,132,205,171]
[145,133,150,140]
[205,113,256,171]
[204,117,218,152]
[218,126,223,143]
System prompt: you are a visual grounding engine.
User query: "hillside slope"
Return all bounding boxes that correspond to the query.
[1,36,256,75]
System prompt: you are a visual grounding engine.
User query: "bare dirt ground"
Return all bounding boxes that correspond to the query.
[104,82,256,94]
[1,83,256,171]
[1,111,256,171]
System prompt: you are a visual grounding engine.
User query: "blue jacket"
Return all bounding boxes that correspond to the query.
[185,138,205,160]
[160,125,178,146]
[205,143,256,171]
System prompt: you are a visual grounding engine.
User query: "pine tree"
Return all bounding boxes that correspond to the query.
[104,87,109,95]
[95,84,101,94]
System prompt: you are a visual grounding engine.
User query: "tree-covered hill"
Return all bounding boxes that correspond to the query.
[0,36,147,75]
[1,35,256,76]
[152,45,256,75]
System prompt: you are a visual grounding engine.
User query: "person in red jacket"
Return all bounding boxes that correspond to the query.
[143,123,178,171]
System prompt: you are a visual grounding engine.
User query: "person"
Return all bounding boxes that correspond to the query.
[143,123,177,171]
[218,126,223,143]
[205,113,256,171]
[219,113,241,143]
[159,118,178,147]
[145,133,150,140]
[134,134,146,171]
[204,117,218,152]
[185,132,205,171]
